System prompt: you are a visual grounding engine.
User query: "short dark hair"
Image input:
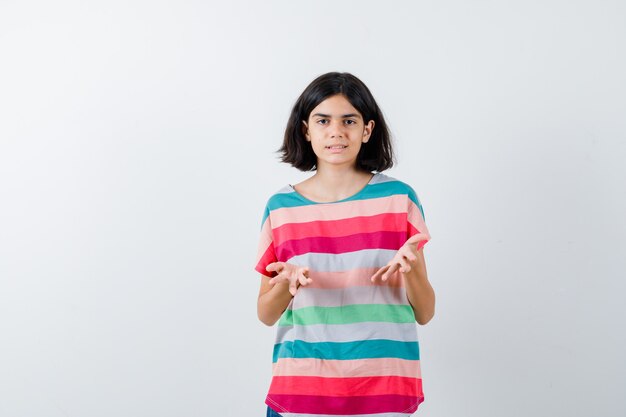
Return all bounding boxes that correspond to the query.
[278,72,394,172]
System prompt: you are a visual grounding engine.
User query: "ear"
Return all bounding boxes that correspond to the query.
[302,120,310,141]
[362,120,375,143]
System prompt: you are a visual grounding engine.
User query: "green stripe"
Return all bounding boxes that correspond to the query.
[278,304,415,326]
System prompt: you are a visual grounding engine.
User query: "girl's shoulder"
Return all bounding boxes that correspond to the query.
[371,172,419,195]
[371,173,426,216]
[262,184,303,212]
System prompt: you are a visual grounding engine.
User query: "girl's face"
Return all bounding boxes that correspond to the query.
[303,94,374,171]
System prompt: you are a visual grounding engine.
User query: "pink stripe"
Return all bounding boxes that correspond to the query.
[273,213,407,247]
[305,268,405,289]
[257,218,273,253]
[275,231,406,260]
[272,358,421,378]
[255,218,274,274]
[270,195,409,228]
[266,394,422,414]
[269,376,422,397]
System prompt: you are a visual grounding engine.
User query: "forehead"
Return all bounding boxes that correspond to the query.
[309,94,361,117]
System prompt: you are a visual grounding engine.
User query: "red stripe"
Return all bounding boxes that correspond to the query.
[407,225,429,251]
[268,375,421,397]
[255,245,277,277]
[275,231,406,260]
[266,393,423,414]
[273,213,408,247]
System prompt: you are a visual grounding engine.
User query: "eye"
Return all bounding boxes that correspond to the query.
[344,119,357,125]
[316,119,329,125]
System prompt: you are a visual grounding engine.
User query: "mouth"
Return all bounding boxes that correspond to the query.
[326,145,347,149]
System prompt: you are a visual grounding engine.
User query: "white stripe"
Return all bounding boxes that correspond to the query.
[274,185,295,195]
[275,322,419,344]
[369,172,397,185]
[287,249,396,272]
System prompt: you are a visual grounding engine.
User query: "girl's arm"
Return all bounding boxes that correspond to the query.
[257,276,294,326]
[402,248,435,325]
[257,262,312,326]
[371,233,435,325]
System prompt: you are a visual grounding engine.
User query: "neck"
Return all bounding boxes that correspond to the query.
[308,165,373,201]
[313,165,368,184]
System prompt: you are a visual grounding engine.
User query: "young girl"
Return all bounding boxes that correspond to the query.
[255,72,434,417]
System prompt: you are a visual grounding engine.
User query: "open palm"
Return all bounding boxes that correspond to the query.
[266,262,312,296]
[371,233,430,282]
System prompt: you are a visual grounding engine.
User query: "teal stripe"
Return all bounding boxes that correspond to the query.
[278,304,416,326]
[272,339,420,362]
[405,184,425,220]
[260,205,271,229]
[266,181,413,211]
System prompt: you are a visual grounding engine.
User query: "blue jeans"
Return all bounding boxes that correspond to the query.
[266,406,282,417]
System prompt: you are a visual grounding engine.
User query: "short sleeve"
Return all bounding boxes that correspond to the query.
[406,185,431,251]
[255,204,277,277]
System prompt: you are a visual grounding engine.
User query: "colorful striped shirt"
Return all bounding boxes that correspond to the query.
[255,173,431,417]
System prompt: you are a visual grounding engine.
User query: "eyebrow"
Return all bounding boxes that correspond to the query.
[311,113,362,119]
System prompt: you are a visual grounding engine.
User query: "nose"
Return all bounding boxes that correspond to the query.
[329,119,345,137]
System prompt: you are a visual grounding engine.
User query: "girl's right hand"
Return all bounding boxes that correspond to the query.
[266,262,312,296]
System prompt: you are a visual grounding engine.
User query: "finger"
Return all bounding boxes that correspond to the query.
[402,246,418,262]
[288,281,298,296]
[396,247,412,263]
[399,256,411,273]
[268,274,287,286]
[371,265,389,282]
[266,262,284,273]
[301,267,312,283]
[298,271,311,287]
[376,264,393,282]
[382,263,400,281]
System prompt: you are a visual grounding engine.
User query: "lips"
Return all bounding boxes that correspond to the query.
[326,145,347,149]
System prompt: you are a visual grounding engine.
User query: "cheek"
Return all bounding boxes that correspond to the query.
[309,141,324,154]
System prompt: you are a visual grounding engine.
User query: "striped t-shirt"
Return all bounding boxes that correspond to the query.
[255,172,430,417]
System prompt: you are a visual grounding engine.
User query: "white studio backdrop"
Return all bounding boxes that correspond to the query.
[1,1,625,416]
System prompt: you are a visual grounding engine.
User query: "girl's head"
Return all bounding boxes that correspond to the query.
[279,72,394,172]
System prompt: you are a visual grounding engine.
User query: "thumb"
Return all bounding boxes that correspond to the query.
[266,262,283,272]
[406,233,430,246]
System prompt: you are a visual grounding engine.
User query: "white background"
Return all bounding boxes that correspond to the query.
[1,1,625,416]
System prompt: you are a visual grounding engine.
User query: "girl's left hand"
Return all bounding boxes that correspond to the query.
[371,233,430,282]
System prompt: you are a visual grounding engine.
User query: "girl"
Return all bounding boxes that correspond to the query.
[255,72,434,417]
